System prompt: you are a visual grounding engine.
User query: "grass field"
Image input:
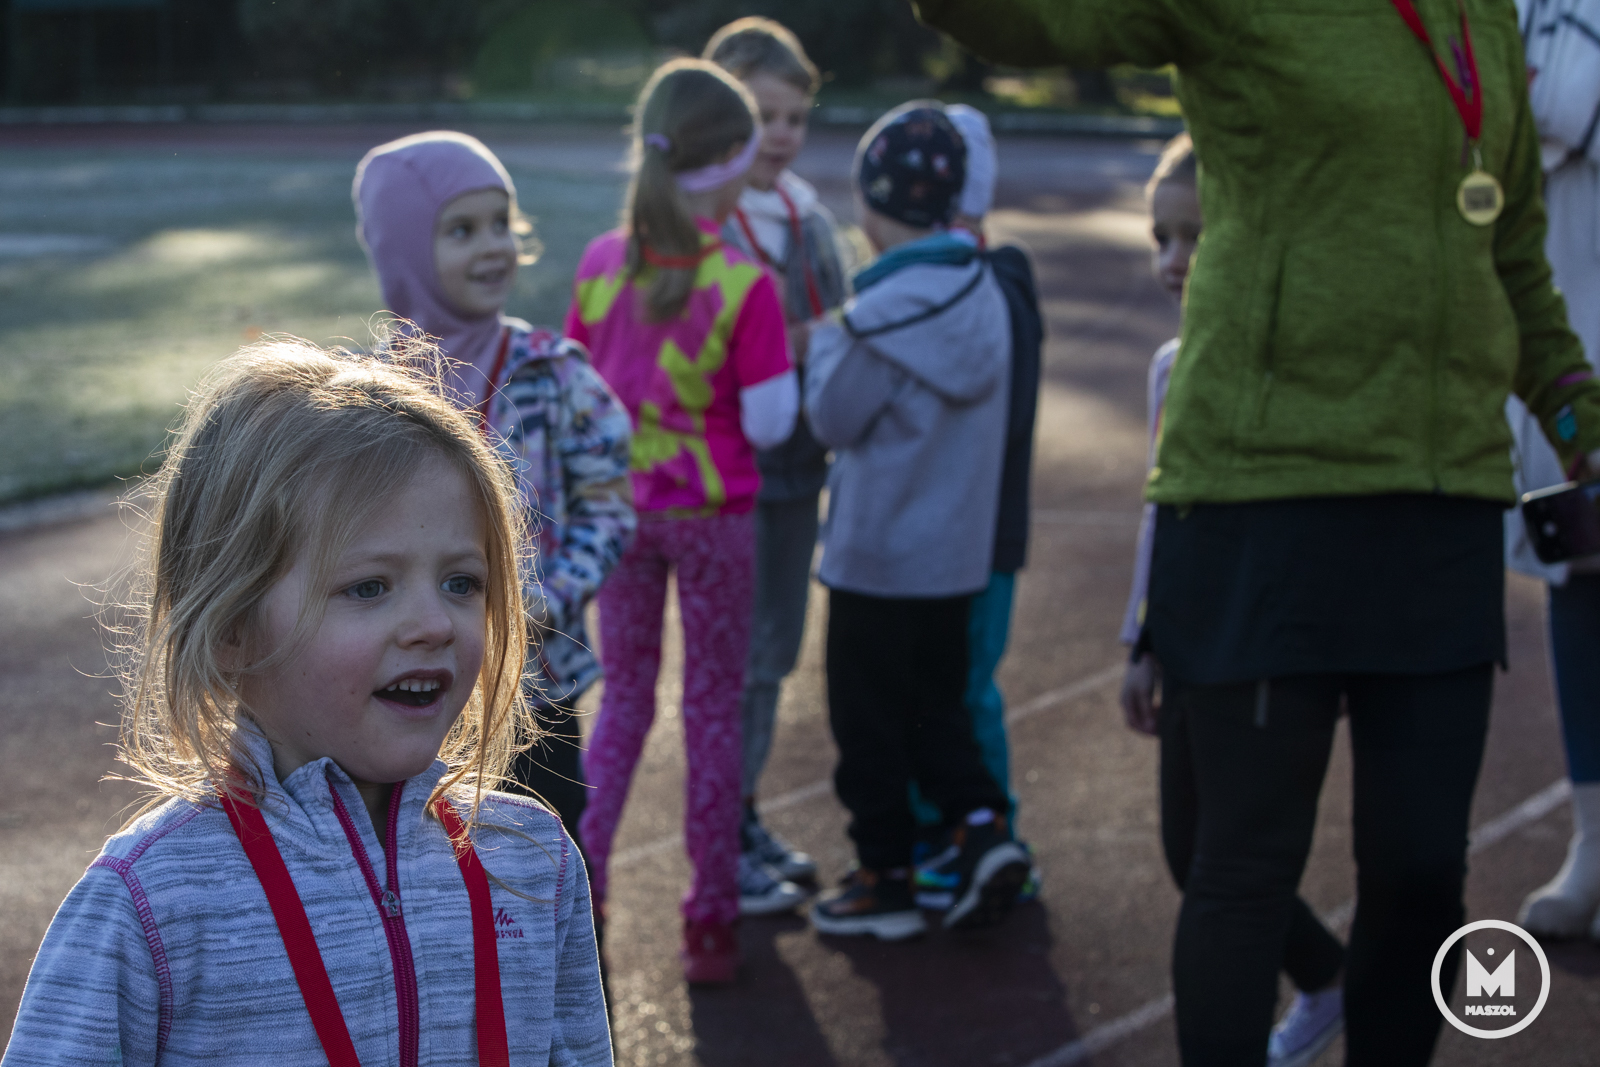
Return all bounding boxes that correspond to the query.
[0,140,627,503]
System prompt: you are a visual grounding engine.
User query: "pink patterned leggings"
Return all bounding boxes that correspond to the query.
[579,512,754,926]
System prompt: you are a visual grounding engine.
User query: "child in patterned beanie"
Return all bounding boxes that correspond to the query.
[803,102,1029,940]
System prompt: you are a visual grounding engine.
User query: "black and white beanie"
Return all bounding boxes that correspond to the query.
[855,103,967,229]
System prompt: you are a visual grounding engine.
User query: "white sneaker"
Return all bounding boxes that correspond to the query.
[738,853,806,916]
[1267,987,1343,1067]
[1518,783,1600,939]
[742,813,817,881]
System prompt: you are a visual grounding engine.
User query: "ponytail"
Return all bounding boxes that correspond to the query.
[624,59,758,323]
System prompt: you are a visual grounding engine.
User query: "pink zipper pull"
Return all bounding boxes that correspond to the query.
[382,889,402,918]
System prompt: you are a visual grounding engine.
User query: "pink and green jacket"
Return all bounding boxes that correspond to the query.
[564,219,791,517]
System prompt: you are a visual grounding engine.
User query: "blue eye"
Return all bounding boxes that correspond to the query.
[348,579,385,600]
[443,575,482,596]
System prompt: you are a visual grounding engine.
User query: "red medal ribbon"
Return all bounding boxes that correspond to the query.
[734,189,827,320]
[1391,0,1483,142]
[435,799,511,1067]
[222,791,508,1067]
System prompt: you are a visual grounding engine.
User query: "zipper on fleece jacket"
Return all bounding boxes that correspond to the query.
[329,779,420,1067]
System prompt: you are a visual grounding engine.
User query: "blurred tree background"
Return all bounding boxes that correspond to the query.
[1,0,1173,114]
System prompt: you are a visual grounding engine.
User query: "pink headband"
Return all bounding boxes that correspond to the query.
[673,134,760,193]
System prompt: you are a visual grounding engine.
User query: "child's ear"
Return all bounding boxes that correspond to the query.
[216,617,252,673]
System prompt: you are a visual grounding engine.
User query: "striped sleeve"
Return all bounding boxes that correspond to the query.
[547,841,613,1066]
[2,866,163,1067]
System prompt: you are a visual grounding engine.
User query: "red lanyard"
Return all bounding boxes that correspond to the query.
[640,239,722,270]
[222,792,509,1067]
[734,184,826,319]
[474,326,513,430]
[1391,0,1483,143]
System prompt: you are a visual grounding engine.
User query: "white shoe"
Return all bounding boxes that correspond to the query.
[742,814,817,881]
[1267,986,1343,1067]
[1518,782,1600,939]
[738,853,806,916]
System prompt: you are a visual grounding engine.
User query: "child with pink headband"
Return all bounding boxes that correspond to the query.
[565,59,797,986]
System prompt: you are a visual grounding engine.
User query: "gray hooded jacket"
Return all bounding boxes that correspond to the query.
[805,258,1011,598]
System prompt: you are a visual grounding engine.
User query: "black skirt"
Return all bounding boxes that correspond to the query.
[1146,495,1506,685]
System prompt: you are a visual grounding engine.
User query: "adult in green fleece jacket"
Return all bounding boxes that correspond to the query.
[914,2,1600,1065]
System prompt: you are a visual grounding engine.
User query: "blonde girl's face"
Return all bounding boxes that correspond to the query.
[1150,179,1203,301]
[434,187,518,318]
[237,455,489,793]
[744,72,811,192]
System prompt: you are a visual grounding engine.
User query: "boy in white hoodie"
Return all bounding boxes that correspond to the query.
[804,103,1027,940]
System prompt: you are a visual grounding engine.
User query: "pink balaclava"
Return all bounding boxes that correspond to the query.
[353,131,517,385]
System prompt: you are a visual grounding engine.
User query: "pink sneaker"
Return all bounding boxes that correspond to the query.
[680,918,739,985]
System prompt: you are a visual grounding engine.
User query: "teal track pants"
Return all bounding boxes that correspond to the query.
[911,571,1018,826]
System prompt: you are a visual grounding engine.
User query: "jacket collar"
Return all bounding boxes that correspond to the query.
[229,720,450,858]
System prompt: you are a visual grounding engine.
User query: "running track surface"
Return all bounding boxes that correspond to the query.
[2,124,1598,1066]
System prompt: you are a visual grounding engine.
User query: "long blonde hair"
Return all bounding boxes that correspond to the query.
[115,337,531,832]
[704,17,821,96]
[625,58,758,322]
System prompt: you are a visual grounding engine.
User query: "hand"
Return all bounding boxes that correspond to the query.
[1120,653,1162,736]
[787,321,812,366]
[1580,447,1600,481]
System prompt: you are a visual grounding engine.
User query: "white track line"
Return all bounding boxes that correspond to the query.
[611,662,1125,870]
[1020,776,1575,1067]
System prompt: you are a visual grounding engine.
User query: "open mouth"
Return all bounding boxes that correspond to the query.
[469,264,510,286]
[374,677,445,708]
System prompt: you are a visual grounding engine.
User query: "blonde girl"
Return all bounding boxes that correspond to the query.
[565,58,797,985]
[2,342,610,1066]
[704,15,848,904]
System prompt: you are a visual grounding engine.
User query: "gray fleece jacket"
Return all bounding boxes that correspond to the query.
[805,258,1011,598]
[1,728,610,1067]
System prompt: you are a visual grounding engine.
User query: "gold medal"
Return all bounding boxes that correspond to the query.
[1457,168,1504,226]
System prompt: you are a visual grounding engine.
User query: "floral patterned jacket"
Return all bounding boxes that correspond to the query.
[484,322,635,707]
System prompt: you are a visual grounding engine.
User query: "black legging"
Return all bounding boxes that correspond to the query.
[1165,665,1492,1067]
[825,588,1010,870]
[506,701,589,847]
[1159,698,1346,994]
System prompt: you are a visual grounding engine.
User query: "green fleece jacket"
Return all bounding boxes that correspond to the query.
[916,0,1600,504]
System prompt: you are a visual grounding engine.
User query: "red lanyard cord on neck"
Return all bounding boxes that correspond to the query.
[734,185,826,320]
[1391,0,1483,143]
[221,792,509,1067]
[640,239,722,271]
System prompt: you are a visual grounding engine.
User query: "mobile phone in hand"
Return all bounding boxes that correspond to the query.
[1521,480,1600,564]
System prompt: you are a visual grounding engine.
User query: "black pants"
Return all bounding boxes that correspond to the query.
[825,588,1010,870]
[1160,698,1346,994]
[1167,666,1492,1067]
[506,701,588,848]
